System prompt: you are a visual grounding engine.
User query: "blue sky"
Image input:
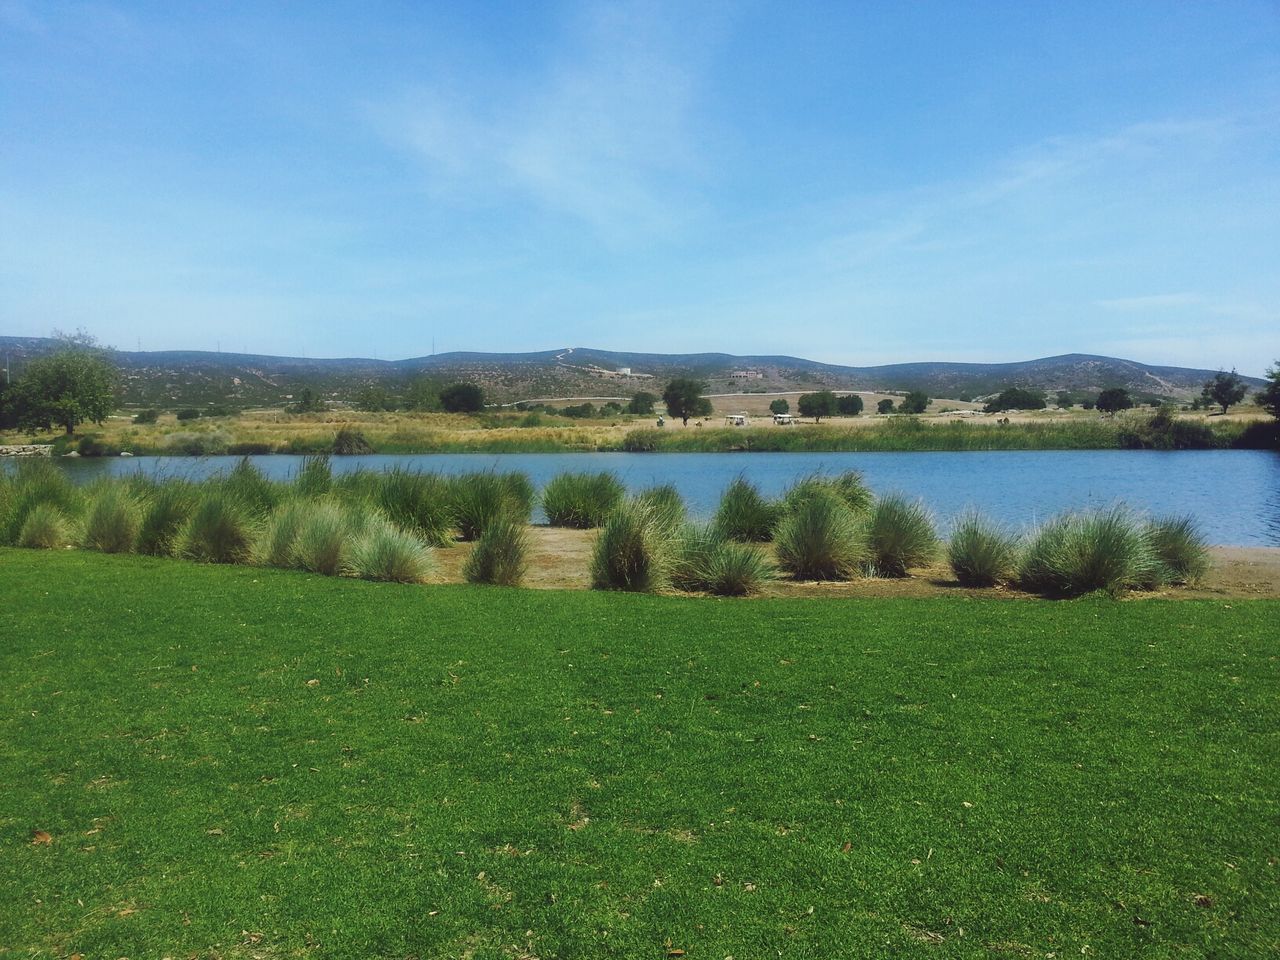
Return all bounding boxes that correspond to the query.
[1,1,1278,374]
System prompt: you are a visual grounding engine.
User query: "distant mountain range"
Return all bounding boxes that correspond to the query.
[0,337,1264,408]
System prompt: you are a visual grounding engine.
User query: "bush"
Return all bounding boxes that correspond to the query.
[590,499,672,592]
[635,484,686,536]
[1017,506,1161,596]
[333,427,374,455]
[255,498,311,567]
[81,486,141,553]
[713,477,780,542]
[782,471,872,515]
[463,514,529,586]
[178,493,256,563]
[293,455,333,497]
[347,518,434,583]
[132,409,159,425]
[137,482,195,556]
[440,382,485,413]
[671,524,773,596]
[175,408,201,422]
[17,503,70,549]
[774,493,867,581]
[865,495,939,577]
[293,501,360,575]
[450,472,532,541]
[75,434,119,457]
[1143,515,1210,585]
[947,511,1018,586]
[164,430,231,456]
[542,472,626,528]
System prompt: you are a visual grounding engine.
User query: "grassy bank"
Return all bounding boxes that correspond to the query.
[1,550,1276,957]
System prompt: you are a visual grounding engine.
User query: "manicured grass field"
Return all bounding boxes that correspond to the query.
[2,550,1277,958]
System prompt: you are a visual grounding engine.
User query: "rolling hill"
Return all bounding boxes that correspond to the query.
[0,336,1265,408]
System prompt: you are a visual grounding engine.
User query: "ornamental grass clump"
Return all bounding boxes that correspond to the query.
[346,518,434,583]
[774,492,867,581]
[635,484,686,537]
[137,482,196,556]
[1,459,82,545]
[781,471,873,515]
[255,498,311,568]
[590,498,673,593]
[541,471,626,528]
[336,468,454,547]
[865,494,939,577]
[463,513,529,586]
[712,477,780,542]
[1142,514,1210,585]
[292,501,368,576]
[293,455,333,497]
[946,511,1019,586]
[178,492,256,564]
[1017,506,1161,597]
[17,502,70,549]
[218,457,279,516]
[81,486,141,554]
[450,472,532,541]
[671,524,773,596]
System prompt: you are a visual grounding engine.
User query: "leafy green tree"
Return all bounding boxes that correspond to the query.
[662,378,711,426]
[1201,369,1247,415]
[877,398,895,415]
[899,391,930,414]
[984,387,1046,413]
[628,391,657,415]
[836,394,864,416]
[8,338,117,434]
[1055,391,1074,409]
[403,378,442,411]
[355,385,394,412]
[440,382,485,413]
[768,398,789,415]
[175,408,201,422]
[1256,360,1280,419]
[289,388,326,413]
[798,390,838,422]
[1095,387,1132,414]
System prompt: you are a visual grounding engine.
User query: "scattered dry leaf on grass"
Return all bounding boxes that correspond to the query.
[30,829,52,845]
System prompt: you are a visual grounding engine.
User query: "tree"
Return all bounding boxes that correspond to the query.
[289,387,326,413]
[836,394,864,416]
[440,382,485,413]
[1256,360,1280,419]
[1095,387,1132,415]
[662,378,710,426]
[403,378,442,411]
[769,398,790,415]
[628,391,657,415]
[899,391,930,414]
[1055,391,1074,409]
[984,387,1047,413]
[8,339,117,434]
[877,398,895,415]
[797,390,837,421]
[1201,369,1248,415]
[355,385,394,412]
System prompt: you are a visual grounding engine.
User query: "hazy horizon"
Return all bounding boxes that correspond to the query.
[3,1,1278,376]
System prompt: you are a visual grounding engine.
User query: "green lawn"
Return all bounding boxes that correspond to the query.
[2,550,1277,958]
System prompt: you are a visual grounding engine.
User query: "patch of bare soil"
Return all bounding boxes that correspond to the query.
[432,528,1280,599]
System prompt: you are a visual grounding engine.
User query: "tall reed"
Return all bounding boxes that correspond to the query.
[713,477,780,542]
[590,499,672,592]
[774,493,867,581]
[463,514,529,586]
[178,492,256,564]
[541,471,626,528]
[864,495,939,577]
[81,486,141,553]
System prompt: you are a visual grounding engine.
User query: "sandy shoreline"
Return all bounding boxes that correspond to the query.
[431,527,1280,599]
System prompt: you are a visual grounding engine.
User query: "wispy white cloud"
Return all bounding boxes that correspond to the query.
[372,1,719,240]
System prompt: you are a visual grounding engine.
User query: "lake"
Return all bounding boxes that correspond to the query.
[34,449,1280,546]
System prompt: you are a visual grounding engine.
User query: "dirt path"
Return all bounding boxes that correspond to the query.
[434,528,1280,599]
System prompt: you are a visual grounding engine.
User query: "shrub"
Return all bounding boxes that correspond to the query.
[178,493,255,563]
[81,486,141,553]
[865,495,939,577]
[947,511,1018,586]
[227,442,274,455]
[17,503,70,549]
[75,435,118,457]
[774,493,867,581]
[440,382,485,413]
[164,430,230,456]
[347,518,434,583]
[671,524,773,596]
[333,427,374,455]
[782,471,872,515]
[137,482,196,556]
[463,514,529,586]
[1143,515,1210,585]
[541,472,626,528]
[294,455,333,497]
[1017,506,1161,596]
[450,472,532,541]
[292,501,360,575]
[132,409,159,425]
[175,408,201,422]
[590,499,672,593]
[713,477,780,542]
[635,484,686,536]
[255,499,311,567]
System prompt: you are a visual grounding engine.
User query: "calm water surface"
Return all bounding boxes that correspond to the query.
[39,450,1280,546]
